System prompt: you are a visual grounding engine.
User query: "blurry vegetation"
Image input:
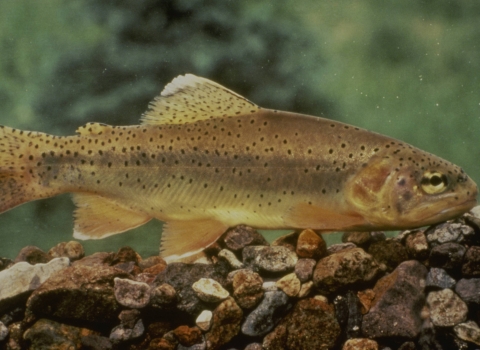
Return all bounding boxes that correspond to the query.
[0,0,479,258]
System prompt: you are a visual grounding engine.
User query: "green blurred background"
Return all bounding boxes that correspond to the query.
[0,0,479,259]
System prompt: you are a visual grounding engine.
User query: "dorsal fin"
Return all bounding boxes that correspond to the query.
[141,74,260,125]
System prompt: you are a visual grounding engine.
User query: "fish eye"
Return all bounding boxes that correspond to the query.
[420,171,449,194]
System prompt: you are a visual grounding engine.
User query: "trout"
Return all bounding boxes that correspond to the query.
[0,74,477,260]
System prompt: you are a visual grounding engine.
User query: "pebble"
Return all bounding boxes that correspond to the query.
[343,338,379,350]
[367,239,409,271]
[205,297,243,349]
[357,289,375,314]
[218,249,244,269]
[192,278,230,303]
[461,246,480,276]
[241,291,289,336]
[14,245,51,264]
[362,261,428,338]
[454,320,480,346]
[405,230,429,259]
[426,267,456,289]
[295,229,326,259]
[244,343,263,350]
[231,269,264,309]
[196,310,213,331]
[313,247,379,294]
[342,231,372,246]
[150,283,177,308]
[327,242,357,254]
[427,289,468,327]
[334,291,362,339]
[429,242,466,270]
[223,225,268,251]
[455,278,480,304]
[48,241,85,261]
[426,222,474,245]
[0,257,70,313]
[262,281,278,292]
[263,297,340,349]
[294,258,316,282]
[114,278,151,308]
[138,255,166,270]
[172,325,203,347]
[110,319,145,342]
[298,281,313,298]
[0,321,7,341]
[275,273,301,297]
[243,246,298,274]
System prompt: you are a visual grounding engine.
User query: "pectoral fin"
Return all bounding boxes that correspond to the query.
[284,202,367,231]
[161,218,228,262]
[72,193,152,240]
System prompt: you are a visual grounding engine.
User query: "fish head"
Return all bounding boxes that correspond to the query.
[345,148,478,229]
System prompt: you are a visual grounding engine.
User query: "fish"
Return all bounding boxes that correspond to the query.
[0,74,477,261]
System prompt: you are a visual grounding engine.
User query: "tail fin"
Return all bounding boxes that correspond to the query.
[0,126,53,213]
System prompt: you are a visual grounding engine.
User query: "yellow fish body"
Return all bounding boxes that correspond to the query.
[0,75,477,260]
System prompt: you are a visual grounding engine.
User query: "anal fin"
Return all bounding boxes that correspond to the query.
[284,203,368,231]
[72,193,152,240]
[161,218,228,262]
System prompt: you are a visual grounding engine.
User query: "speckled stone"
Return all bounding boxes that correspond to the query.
[426,222,474,245]
[222,225,268,251]
[405,230,429,259]
[241,291,289,336]
[243,246,298,274]
[455,278,480,304]
[48,241,85,262]
[368,239,409,271]
[298,281,313,298]
[429,242,466,270]
[427,289,468,327]
[296,229,326,259]
[327,243,357,254]
[343,338,379,350]
[313,248,379,294]
[110,319,145,343]
[114,278,151,308]
[294,258,316,283]
[342,231,372,246]
[426,268,456,289]
[462,246,480,277]
[454,320,480,346]
[150,283,177,308]
[192,278,229,303]
[205,297,243,350]
[334,291,362,339]
[231,269,264,309]
[172,325,202,347]
[275,273,301,297]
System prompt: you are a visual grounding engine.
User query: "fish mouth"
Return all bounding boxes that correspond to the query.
[421,198,477,224]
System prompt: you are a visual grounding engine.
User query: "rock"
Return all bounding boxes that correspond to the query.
[455,278,480,304]
[296,229,326,259]
[150,283,177,308]
[110,319,145,343]
[275,273,301,297]
[271,231,298,251]
[177,339,206,350]
[154,261,229,315]
[23,318,99,349]
[231,269,264,309]
[342,231,372,246]
[149,337,176,350]
[192,278,230,303]
[263,298,340,350]
[426,222,474,245]
[357,289,375,314]
[112,246,140,265]
[72,252,114,267]
[362,260,428,339]
[6,322,23,350]
[343,338,379,350]
[427,289,468,327]
[14,245,52,265]
[0,321,7,341]
[454,320,480,346]
[294,258,316,283]
[119,309,141,328]
[0,257,70,314]
[244,343,263,350]
[243,246,298,274]
[429,242,466,270]
[223,225,268,251]
[205,297,243,350]
[405,230,429,259]
[262,281,278,292]
[114,278,150,308]
[368,240,409,271]
[0,257,13,272]
[298,281,313,298]
[196,310,213,331]
[426,267,456,289]
[241,291,289,336]
[327,242,357,254]
[334,291,362,339]
[147,321,172,339]
[26,264,130,324]
[218,249,244,269]
[48,241,85,261]
[81,334,113,350]
[173,325,202,347]
[139,256,166,270]
[143,262,168,276]
[313,248,379,294]
[462,246,480,276]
